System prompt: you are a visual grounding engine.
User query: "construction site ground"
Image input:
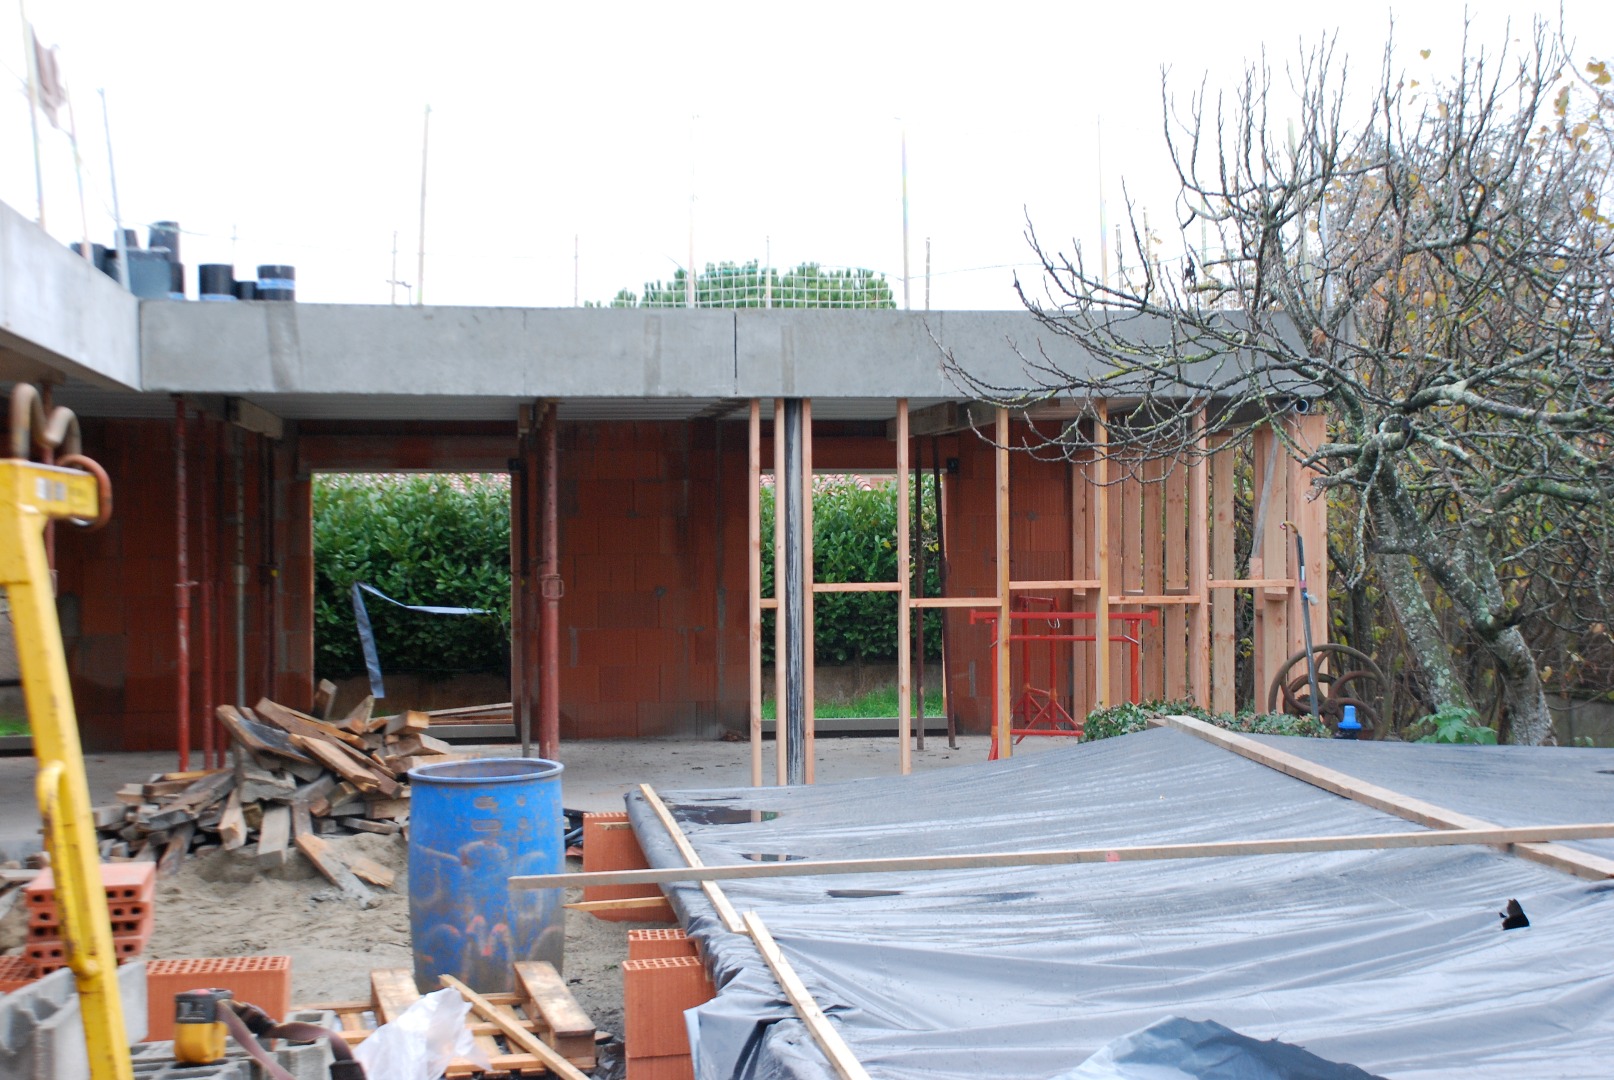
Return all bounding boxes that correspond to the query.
[0,733,1042,1040]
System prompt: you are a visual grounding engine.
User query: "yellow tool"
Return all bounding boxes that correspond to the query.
[173,989,233,1065]
[3,385,129,1080]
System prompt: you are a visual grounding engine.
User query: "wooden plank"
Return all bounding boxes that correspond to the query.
[802,397,816,784]
[257,804,291,858]
[1158,714,1614,881]
[348,855,396,889]
[217,789,247,851]
[639,784,746,933]
[343,818,402,836]
[254,697,368,749]
[370,968,421,1024]
[157,821,195,876]
[514,960,596,1062]
[293,735,400,798]
[440,975,592,1080]
[517,822,1614,891]
[314,679,338,720]
[1165,450,1190,702]
[743,912,872,1080]
[1249,426,1289,710]
[340,694,375,735]
[1208,434,1237,713]
[365,797,411,820]
[1141,453,1165,700]
[773,397,788,787]
[295,834,377,904]
[909,596,995,609]
[1291,412,1330,673]
[563,896,674,912]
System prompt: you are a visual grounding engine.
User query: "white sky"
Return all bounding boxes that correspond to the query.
[3,1,1610,309]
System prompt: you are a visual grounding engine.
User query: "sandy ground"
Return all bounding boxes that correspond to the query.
[0,733,1041,1042]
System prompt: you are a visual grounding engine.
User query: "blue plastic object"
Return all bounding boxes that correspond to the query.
[1337,704,1362,740]
[408,757,565,993]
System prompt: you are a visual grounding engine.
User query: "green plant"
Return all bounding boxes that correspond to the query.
[761,685,946,720]
[314,474,512,679]
[1414,704,1499,745]
[1080,700,1331,742]
[0,715,30,737]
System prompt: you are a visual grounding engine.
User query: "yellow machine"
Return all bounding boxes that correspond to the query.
[173,989,233,1065]
[2,386,132,1080]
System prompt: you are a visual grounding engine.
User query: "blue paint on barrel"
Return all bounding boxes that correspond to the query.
[408,757,565,993]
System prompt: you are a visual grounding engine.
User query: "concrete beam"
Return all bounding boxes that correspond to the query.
[0,200,140,388]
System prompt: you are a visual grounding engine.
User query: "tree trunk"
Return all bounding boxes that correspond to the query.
[1490,624,1554,745]
[1376,553,1475,716]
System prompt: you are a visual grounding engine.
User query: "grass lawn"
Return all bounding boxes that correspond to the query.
[762,685,944,720]
[0,714,30,737]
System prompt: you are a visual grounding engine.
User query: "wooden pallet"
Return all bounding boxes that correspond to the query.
[298,963,596,1076]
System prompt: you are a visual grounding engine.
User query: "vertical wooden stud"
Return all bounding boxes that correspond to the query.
[1209,433,1236,714]
[896,400,912,774]
[773,399,787,786]
[802,400,816,783]
[1141,454,1164,700]
[1187,412,1210,707]
[1289,412,1329,671]
[995,408,1013,756]
[1091,407,1110,710]
[1164,454,1188,700]
[748,401,763,787]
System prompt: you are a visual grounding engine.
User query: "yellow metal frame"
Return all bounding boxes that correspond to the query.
[0,459,132,1080]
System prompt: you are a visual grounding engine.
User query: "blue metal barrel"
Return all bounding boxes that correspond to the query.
[408,758,565,993]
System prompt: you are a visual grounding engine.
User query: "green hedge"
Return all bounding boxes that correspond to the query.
[314,473,944,678]
[314,475,512,678]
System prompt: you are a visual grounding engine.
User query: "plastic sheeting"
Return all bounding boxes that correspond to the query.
[623,728,1614,1080]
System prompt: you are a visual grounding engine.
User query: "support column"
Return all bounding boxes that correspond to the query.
[780,399,807,786]
[174,397,191,772]
[1091,405,1109,710]
[539,402,560,761]
[1188,409,1210,706]
[897,400,912,774]
[511,418,530,756]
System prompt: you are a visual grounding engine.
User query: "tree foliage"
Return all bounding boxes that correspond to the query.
[944,21,1614,743]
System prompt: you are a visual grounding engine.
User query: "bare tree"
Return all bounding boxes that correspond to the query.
[944,22,1614,743]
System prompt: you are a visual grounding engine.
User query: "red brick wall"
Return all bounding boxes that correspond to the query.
[56,416,304,752]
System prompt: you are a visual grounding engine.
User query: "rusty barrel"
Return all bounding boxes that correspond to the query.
[408,757,565,993]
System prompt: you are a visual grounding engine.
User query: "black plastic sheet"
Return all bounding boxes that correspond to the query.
[625,729,1614,1080]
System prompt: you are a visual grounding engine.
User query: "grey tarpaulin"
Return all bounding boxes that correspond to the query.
[349,582,492,699]
[623,728,1614,1080]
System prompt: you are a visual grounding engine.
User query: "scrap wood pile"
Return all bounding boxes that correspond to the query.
[90,688,462,901]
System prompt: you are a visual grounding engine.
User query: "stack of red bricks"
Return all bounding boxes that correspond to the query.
[623,928,716,1080]
[22,861,156,977]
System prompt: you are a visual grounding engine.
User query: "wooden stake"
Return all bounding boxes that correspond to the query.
[897,399,911,774]
[512,822,1614,891]
[743,912,872,1080]
[749,400,763,788]
[1159,714,1614,880]
[638,784,745,933]
[994,408,1012,755]
[1209,434,1236,713]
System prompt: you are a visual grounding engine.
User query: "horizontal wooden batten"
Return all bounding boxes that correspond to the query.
[1207,578,1294,589]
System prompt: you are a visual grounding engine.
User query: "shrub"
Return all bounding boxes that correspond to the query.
[1080,700,1331,742]
[314,475,511,678]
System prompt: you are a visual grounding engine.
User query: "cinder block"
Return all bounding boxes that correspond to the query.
[0,957,148,1080]
[145,957,293,1042]
[130,1013,336,1080]
[583,813,673,923]
[628,1054,694,1080]
[627,928,698,962]
[622,955,713,1059]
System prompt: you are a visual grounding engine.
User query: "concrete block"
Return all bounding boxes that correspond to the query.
[0,957,148,1080]
[131,1009,337,1080]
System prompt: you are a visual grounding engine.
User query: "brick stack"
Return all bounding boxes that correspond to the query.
[0,954,37,993]
[622,948,715,1080]
[23,861,156,976]
[145,956,293,1040]
[582,812,674,922]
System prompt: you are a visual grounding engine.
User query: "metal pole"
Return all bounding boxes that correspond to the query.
[99,88,129,290]
[900,124,911,311]
[781,399,806,786]
[174,397,190,772]
[512,443,529,758]
[19,2,45,228]
[416,104,430,306]
[539,403,560,761]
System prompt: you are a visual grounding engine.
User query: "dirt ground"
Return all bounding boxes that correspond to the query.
[5,733,1021,1043]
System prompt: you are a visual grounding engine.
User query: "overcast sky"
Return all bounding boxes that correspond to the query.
[3,1,1610,309]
